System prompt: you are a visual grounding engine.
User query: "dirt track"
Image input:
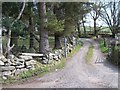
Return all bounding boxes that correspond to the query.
[3,39,118,88]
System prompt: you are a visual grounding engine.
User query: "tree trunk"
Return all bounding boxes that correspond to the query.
[0,27,2,54]
[77,23,81,38]
[6,29,12,58]
[103,38,106,47]
[54,32,62,49]
[82,18,86,37]
[29,16,34,49]
[111,31,115,38]
[38,2,49,54]
[0,2,2,54]
[94,19,97,38]
[10,32,18,47]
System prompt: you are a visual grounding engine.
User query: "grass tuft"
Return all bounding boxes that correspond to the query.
[86,45,93,64]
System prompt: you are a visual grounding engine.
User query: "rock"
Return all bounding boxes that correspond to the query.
[58,49,62,54]
[15,68,28,75]
[8,55,15,60]
[11,69,16,75]
[42,57,47,60]
[58,54,62,59]
[54,51,59,55]
[53,55,59,61]
[14,57,19,61]
[17,59,25,62]
[42,59,48,64]
[16,64,25,69]
[19,55,33,61]
[2,76,7,80]
[26,65,33,69]
[2,71,11,76]
[47,60,53,64]
[0,55,5,59]
[0,66,15,71]
[0,60,4,66]
[7,59,12,65]
[1,57,8,63]
[16,61,24,65]
[48,53,55,60]
[25,60,36,66]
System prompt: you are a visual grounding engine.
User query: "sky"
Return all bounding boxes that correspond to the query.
[85,14,108,27]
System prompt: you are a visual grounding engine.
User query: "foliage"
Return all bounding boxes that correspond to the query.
[2,17,26,36]
[107,45,120,66]
[46,11,64,33]
[99,40,108,53]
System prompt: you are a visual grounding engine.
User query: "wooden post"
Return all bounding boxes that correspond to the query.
[64,37,67,58]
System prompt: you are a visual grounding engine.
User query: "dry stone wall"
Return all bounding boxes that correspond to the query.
[0,39,78,80]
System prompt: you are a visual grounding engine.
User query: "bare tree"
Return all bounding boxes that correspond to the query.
[100,1,120,38]
[5,0,26,58]
[90,2,102,38]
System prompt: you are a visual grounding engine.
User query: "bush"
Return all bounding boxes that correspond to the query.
[107,46,120,66]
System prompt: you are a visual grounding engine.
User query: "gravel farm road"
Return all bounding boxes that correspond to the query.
[3,39,118,88]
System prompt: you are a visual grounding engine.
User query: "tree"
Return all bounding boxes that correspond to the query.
[100,1,120,38]
[2,1,26,57]
[52,3,64,49]
[0,1,2,54]
[23,2,35,49]
[90,2,102,38]
[38,2,49,54]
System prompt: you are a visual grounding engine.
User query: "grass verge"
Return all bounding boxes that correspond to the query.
[86,44,93,64]
[2,44,81,85]
[99,40,108,53]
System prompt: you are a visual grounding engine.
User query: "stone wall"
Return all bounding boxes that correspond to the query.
[0,38,79,80]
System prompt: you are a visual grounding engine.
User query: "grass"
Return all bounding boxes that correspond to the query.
[86,44,94,64]
[99,40,108,53]
[2,44,82,85]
